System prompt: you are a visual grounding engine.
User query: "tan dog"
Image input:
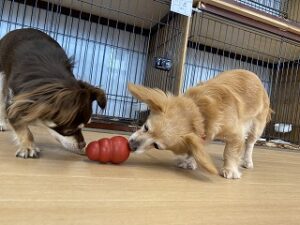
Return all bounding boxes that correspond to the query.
[128,69,272,179]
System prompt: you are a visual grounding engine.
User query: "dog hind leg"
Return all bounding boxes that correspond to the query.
[243,118,267,169]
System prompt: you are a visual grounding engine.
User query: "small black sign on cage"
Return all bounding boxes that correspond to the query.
[153,57,173,71]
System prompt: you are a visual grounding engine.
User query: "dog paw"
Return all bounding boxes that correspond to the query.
[242,160,254,169]
[176,157,197,170]
[220,167,241,179]
[16,147,40,158]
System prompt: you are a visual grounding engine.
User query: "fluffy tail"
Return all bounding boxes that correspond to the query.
[184,134,218,175]
[267,108,274,123]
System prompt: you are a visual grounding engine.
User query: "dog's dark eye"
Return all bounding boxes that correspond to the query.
[144,124,149,132]
[153,142,160,149]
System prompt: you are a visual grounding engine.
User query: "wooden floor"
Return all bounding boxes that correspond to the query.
[0,127,300,225]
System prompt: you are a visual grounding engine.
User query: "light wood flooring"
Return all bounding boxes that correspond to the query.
[0,127,299,225]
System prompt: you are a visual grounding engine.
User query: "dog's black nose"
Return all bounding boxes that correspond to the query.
[79,141,86,149]
[129,139,139,151]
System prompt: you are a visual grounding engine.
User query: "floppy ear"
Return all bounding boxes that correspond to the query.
[128,83,167,112]
[78,81,107,109]
[183,133,218,175]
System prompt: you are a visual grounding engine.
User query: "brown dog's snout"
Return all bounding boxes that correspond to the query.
[129,139,139,151]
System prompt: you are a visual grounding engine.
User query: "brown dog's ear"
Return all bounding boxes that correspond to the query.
[78,81,106,109]
[128,83,167,113]
[183,133,218,175]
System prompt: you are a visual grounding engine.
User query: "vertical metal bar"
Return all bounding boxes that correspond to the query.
[75,2,86,82]
[220,21,230,72]
[125,0,140,119]
[152,3,163,89]
[97,0,114,117]
[6,0,14,32]
[185,11,198,91]
[197,14,210,82]
[33,0,40,29]
[88,9,100,86]
[293,59,300,144]
[0,0,5,31]
[173,14,190,95]
[12,0,20,30]
[42,1,49,31]
[111,0,125,118]
[120,0,133,119]
[163,12,173,92]
[288,46,299,143]
[53,0,62,40]
[281,40,299,142]
[13,0,21,29]
[28,0,34,27]
[72,1,83,73]
[204,16,217,81]
[276,42,286,141]
[80,0,94,80]
[65,0,75,53]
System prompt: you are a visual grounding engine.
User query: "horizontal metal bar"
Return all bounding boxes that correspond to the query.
[199,0,300,42]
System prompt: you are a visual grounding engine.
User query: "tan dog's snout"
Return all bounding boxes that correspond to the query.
[128,129,158,153]
[128,138,140,152]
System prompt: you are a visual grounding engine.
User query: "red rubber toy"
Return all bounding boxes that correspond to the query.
[86,136,130,164]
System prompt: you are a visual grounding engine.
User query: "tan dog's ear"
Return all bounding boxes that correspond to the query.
[184,133,218,175]
[128,83,167,112]
[78,81,107,109]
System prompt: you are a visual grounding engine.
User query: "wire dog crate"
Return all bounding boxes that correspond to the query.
[1,0,300,145]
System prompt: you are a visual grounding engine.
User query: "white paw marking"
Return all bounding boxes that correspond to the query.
[176,157,198,170]
[15,146,40,159]
[0,115,7,131]
[0,123,7,132]
[242,160,254,169]
[220,167,241,179]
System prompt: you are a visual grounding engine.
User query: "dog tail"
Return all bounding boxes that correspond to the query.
[192,150,219,175]
[185,134,218,175]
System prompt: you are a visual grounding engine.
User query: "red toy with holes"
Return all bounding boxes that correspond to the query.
[86,136,130,164]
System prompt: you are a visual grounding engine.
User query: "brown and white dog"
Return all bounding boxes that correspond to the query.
[0,28,106,158]
[128,69,272,179]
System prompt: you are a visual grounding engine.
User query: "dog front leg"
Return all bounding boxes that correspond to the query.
[0,104,7,131]
[221,138,244,179]
[10,123,40,158]
[0,73,7,131]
